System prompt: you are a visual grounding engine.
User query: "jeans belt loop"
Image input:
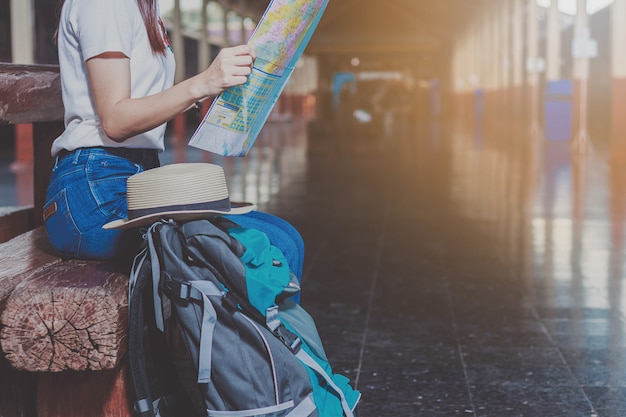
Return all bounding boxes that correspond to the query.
[71,149,82,165]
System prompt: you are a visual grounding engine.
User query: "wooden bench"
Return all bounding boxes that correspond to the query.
[0,63,133,417]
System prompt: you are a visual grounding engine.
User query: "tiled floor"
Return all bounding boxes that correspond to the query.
[2,113,626,416]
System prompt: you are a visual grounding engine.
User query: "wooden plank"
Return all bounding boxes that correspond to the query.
[0,260,129,372]
[37,366,132,417]
[0,207,35,243]
[0,64,63,125]
[0,227,61,302]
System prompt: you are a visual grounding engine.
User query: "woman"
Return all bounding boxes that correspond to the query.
[45,0,303,277]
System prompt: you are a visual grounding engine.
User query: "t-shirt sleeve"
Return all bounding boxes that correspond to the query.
[72,0,138,61]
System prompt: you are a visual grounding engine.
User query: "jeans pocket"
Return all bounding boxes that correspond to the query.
[44,188,82,257]
[86,153,142,219]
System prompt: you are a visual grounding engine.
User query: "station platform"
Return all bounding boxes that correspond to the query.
[1,114,625,417]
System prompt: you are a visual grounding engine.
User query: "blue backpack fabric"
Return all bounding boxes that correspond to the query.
[127,217,361,417]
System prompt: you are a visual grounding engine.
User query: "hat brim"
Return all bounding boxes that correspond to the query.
[102,202,256,230]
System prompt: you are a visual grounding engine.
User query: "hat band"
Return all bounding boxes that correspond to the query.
[128,198,232,220]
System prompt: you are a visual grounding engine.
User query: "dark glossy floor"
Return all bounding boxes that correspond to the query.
[3,112,626,416]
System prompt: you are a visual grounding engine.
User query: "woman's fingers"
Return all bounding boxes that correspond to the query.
[220,48,254,71]
[195,44,256,97]
[215,46,255,84]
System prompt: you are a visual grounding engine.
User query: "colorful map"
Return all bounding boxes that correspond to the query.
[189,0,329,157]
[250,0,327,76]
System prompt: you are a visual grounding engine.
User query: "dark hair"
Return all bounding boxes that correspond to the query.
[55,0,166,56]
[136,0,167,56]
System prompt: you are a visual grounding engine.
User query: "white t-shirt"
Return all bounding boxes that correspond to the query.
[52,0,176,156]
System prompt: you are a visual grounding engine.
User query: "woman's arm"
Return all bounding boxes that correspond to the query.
[86,44,254,142]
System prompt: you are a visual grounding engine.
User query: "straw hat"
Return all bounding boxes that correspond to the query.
[103,163,255,230]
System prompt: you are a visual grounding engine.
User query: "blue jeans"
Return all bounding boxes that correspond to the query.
[44,147,306,281]
[44,147,160,260]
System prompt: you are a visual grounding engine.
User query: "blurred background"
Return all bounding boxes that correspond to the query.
[1,0,625,205]
[5,2,626,414]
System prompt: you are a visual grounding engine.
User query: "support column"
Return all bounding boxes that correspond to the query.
[499,0,511,121]
[511,0,524,130]
[526,0,542,136]
[197,0,212,123]
[572,0,591,149]
[479,10,490,125]
[223,6,231,47]
[544,0,573,142]
[485,7,499,124]
[468,23,481,125]
[172,0,186,83]
[571,0,591,250]
[609,0,626,273]
[198,0,210,72]
[451,34,461,117]
[469,10,482,124]
[10,0,34,65]
[611,0,626,148]
[239,0,247,43]
[172,0,187,163]
[546,0,562,82]
[10,0,35,205]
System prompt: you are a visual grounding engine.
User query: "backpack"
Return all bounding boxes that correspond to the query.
[127,217,361,417]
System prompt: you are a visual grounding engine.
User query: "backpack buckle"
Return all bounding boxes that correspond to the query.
[273,325,302,353]
[163,279,192,300]
[288,336,302,353]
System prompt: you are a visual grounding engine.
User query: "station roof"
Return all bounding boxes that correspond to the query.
[308,0,481,55]
[211,0,484,76]
[226,0,481,55]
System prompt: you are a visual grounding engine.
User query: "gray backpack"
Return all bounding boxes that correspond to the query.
[127,218,361,417]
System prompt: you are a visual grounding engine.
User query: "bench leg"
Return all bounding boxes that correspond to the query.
[0,355,37,417]
[37,365,132,417]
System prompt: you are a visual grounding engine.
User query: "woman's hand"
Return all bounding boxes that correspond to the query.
[190,44,256,98]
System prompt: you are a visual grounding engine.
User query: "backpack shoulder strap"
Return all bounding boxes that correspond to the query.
[128,237,158,417]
